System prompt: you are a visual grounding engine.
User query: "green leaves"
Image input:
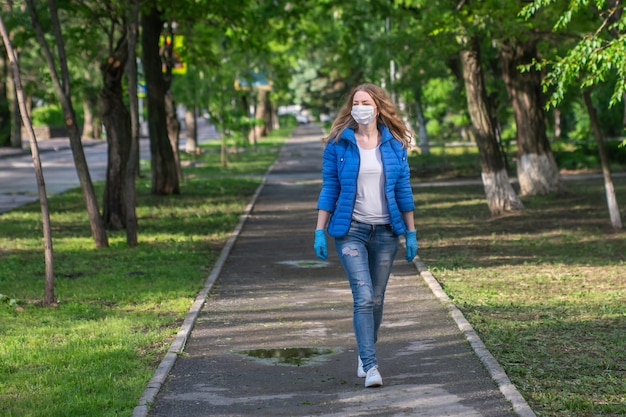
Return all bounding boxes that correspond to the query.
[520,0,626,108]
[538,33,626,108]
[0,293,19,307]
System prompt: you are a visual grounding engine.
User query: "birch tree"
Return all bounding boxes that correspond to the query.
[460,35,525,215]
[521,0,623,229]
[584,88,622,229]
[500,38,563,196]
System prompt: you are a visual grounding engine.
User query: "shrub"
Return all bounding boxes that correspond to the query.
[31,105,84,126]
[31,105,65,126]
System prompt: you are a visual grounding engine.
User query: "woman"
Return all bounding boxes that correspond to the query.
[314,83,418,388]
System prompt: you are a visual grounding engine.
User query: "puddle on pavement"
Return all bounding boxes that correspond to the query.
[236,347,341,367]
[276,260,329,268]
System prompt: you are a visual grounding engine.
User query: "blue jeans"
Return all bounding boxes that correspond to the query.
[335,220,398,372]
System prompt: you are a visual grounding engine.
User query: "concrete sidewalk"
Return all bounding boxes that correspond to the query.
[136,124,536,417]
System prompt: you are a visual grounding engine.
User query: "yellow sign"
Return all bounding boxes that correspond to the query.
[235,70,272,91]
[159,35,187,75]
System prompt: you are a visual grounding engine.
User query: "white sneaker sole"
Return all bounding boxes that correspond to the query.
[365,367,383,388]
[365,377,383,388]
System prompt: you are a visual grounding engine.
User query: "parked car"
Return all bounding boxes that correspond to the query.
[296,113,310,124]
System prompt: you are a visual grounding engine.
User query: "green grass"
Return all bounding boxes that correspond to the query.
[1,130,625,416]
[410,145,484,180]
[0,130,288,417]
[410,143,626,180]
[416,178,626,417]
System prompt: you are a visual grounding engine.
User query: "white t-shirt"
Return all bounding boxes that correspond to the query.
[352,146,390,225]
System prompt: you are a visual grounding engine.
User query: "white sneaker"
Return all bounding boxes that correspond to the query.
[357,356,366,378]
[364,366,383,388]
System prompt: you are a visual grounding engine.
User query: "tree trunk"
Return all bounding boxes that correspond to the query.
[414,86,429,155]
[124,0,139,247]
[1,0,20,149]
[271,100,279,130]
[0,42,11,147]
[0,14,56,305]
[500,39,563,196]
[26,0,108,248]
[240,94,251,148]
[99,32,131,231]
[459,37,524,215]
[161,25,183,181]
[554,108,562,139]
[83,94,103,140]
[82,96,101,139]
[583,89,622,230]
[218,66,228,168]
[8,65,21,148]
[264,93,273,135]
[185,107,198,154]
[141,6,179,195]
[82,99,93,139]
[622,92,626,130]
[165,92,182,180]
[248,89,267,147]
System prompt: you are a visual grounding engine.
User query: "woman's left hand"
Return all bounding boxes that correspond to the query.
[405,230,418,262]
[314,229,328,260]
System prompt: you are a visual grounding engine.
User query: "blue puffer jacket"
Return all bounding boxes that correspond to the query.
[317,125,415,238]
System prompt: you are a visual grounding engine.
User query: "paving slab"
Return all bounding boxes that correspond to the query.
[141,124,535,417]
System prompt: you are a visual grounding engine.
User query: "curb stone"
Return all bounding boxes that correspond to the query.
[414,259,537,417]
[132,166,275,417]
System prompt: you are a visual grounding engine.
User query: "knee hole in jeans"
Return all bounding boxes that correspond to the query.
[341,246,359,257]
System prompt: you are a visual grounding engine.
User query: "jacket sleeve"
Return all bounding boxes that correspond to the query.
[395,148,415,213]
[317,142,340,212]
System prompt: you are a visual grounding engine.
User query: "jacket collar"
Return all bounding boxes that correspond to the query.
[340,124,393,145]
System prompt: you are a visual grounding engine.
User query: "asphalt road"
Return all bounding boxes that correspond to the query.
[0,121,218,214]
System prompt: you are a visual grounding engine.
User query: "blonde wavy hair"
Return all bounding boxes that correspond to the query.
[324,83,413,148]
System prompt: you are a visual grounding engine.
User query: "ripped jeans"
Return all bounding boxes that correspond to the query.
[335,220,398,372]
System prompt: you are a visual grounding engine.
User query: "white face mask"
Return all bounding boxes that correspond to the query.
[351,105,376,125]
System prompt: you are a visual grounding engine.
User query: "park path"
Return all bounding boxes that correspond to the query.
[139,124,535,417]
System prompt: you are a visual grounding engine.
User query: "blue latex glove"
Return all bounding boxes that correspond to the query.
[314,229,327,260]
[405,230,418,262]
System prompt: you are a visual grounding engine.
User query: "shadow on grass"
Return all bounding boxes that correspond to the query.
[461,303,626,416]
[416,177,626,268]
